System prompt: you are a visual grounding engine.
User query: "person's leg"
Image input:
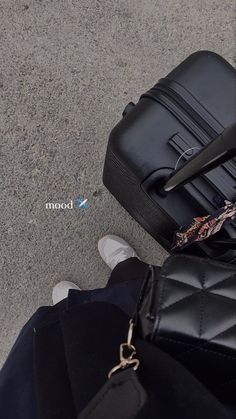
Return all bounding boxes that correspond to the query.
[107,257,149,286]
[52,234,151,304]
[98,235,149,286]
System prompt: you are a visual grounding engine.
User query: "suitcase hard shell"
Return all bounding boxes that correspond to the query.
[103,51,236,262]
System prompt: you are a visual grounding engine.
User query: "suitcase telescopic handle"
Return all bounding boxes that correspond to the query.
[163,122,236,193]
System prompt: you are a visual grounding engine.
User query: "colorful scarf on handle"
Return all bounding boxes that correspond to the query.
[172,200,236,251]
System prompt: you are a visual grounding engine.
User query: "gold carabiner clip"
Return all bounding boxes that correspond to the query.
[108,320,140,379]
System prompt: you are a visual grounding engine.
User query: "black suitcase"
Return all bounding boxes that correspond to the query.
[103,51,236,262]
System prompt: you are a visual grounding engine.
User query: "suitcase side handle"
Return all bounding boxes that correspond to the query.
[162,123,236,193]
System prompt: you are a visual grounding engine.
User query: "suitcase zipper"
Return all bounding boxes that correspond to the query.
[142,82,218,141]
[154,81,219,140]
[141,81,236,179]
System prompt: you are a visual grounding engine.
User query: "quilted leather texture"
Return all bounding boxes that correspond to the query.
[150,255,236,403]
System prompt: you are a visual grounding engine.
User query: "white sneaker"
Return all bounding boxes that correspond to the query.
[98,234,139,270]
[52,281,81,305]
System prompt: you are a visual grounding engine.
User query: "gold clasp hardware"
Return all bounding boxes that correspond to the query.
[108,320,140,379]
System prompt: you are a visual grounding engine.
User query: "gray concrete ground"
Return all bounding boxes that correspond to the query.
[0,0,235,366]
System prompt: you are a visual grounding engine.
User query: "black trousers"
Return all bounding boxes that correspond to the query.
[107,257,150,286]
[0,257,151,419]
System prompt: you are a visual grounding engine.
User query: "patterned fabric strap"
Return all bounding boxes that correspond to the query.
[172,201,236,251]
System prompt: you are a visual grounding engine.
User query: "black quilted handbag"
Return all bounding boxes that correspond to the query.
[136,254,236,405]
